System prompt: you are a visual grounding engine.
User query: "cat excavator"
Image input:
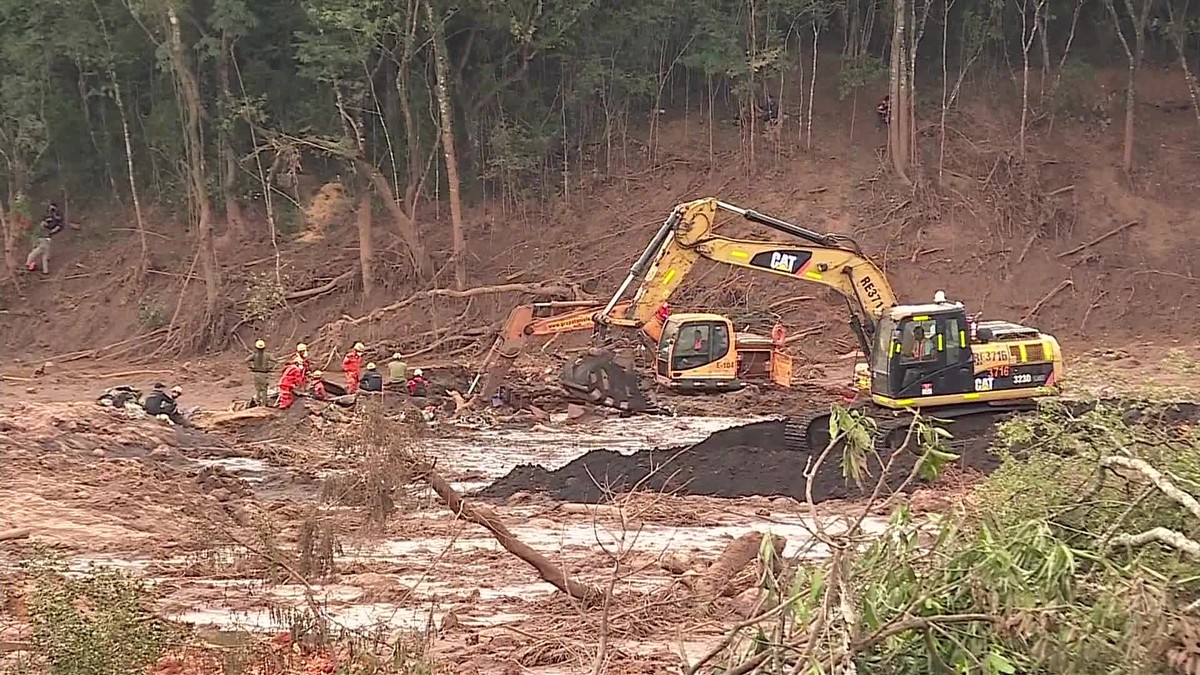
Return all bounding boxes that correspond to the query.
[558,197,1065,453]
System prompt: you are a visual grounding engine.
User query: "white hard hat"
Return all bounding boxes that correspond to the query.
[934,290,947,303]
[413,368,423,376]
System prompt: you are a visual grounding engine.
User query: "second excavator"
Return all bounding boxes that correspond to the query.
[558,197,1065,453]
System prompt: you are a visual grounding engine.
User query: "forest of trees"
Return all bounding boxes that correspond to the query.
[0,0,1193,313]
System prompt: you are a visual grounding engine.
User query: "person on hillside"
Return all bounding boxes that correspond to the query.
[277,356,307,409]
[310,370,328,400]
[406,368,429,397]
[144,385,188,426]
[24,203,65,275]
[342,342,365,394]
[387,353,408,384]
[876,95,891,127]
[759,94,780,124]
[246,339,276,406]
[359,362,383,392]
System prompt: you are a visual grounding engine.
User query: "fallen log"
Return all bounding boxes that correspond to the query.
[0,528,31,542]
[418,462,601,604]
[347,282,584,326]
[286,267,358,302]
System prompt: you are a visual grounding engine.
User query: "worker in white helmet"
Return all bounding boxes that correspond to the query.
[246,338,276,406]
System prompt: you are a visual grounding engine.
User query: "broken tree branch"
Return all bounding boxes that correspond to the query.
[1101,455,1200,521]
[1021,279,1073,323]
[347,282,582,326]
[418,462,601,604]
[1056,220,1138,259]
[1110,527,1200,558]
[285,267,358,301]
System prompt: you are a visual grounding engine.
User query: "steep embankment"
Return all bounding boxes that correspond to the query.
[3,66,1197,362]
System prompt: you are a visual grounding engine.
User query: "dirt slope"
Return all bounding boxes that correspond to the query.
[2,65,1198,365]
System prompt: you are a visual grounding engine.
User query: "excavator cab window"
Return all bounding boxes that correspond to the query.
[879,309,972,399]
[667,320,729,372]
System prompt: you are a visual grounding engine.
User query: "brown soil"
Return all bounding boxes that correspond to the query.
[3,67,1199,376]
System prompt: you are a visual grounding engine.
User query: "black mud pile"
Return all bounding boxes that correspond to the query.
[477,420,1003,503]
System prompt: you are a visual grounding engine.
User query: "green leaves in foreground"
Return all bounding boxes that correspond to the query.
[28,565,175,675]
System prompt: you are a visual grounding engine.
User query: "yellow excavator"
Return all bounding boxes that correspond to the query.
[468,299,791,407]
[558,197,1065,452]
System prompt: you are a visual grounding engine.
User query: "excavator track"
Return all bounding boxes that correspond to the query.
[783,397,1200,456]
[782,401,1035,455]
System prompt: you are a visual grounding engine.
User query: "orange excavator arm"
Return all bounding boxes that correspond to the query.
[469,299,665,404]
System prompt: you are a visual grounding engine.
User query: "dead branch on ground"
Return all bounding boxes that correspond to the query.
[1021,279,1073,323]
[416,461,601,604]
[286,267,358,302]
[1056,220,1138,258]
[345,281,586,327]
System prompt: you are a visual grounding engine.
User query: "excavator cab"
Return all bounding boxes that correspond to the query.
[653,313,742,392]
[869,305,974,404]
[868,302,1060,408]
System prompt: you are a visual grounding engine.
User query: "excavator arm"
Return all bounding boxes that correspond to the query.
[596,197,898,359]
[467,300,648,406]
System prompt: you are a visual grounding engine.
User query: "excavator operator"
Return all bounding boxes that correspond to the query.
[907,326,936,362]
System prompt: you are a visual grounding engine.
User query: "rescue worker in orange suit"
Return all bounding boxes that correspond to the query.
[654,301,671,324]
[310,370,328,400]
[771,320,786,348]
[277,356,306,409]
[294,343,311,373]
[342,342,365,394]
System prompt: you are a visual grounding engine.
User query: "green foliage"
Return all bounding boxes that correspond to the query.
[837,55,888,100]
[712,403,1200,673]
[27,565,175,674]
[0,0,1186,215]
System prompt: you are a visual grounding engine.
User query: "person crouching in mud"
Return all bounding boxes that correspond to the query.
[143,385,190,426]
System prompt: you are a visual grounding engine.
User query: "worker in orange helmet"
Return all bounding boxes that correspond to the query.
[277,355,307,409]
[342,341,365,394]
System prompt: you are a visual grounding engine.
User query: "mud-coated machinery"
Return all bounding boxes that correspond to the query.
[557,197,1065,453]
[469,299,791,409]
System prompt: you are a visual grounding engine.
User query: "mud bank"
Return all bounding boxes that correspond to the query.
[477,419,1004,502]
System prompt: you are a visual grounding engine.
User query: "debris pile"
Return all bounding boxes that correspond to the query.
[478,419,1004,503]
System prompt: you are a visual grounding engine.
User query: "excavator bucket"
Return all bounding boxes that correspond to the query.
[559,350,652,412]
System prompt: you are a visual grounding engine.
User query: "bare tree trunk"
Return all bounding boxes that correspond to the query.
[166,6,220,316]
[356,188,374,299]
[424,0,467,290]
[938,0,953,184]
[1166,0,1200,129]
[0,198,15,283]
[108,71,149,281]
[1017,0,1046,160]
[217,32,244,240]
[807,22,819,150]
[888,0,911,182]
[1104,0,1152,173]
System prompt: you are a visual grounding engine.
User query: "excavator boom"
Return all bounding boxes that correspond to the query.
[596,198,896,358]
[559,198,899,410]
